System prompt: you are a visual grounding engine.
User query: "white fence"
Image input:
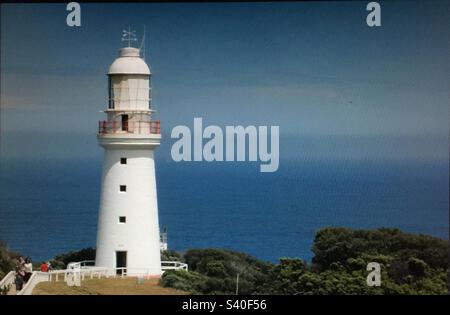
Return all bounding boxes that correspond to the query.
[67,260,96,270]
[17,272,51,295]
[161,261,188,271]
[0,271,15,293]
[65,260,188,277]
[7,260,188,295]
[47,267,110,282]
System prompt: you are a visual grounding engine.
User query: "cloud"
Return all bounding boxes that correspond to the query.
[0,94,52,111]
[1,72,104,112]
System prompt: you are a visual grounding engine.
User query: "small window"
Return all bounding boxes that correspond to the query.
[119,216,126,223]
[119,185,126,192]
[120,158,127,165]
[108,76,114,109]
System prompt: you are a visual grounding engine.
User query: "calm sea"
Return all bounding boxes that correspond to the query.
[0,157,448,263]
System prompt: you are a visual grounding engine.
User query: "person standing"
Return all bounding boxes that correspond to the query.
[14,267,25,291]
[15,256,25,270]
[24,258,33,282]
[40,261,48,272]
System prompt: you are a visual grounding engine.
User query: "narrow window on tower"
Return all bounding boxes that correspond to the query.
[120,158,127,165]
[119,216,126,224]
[119,185,127,192]
[148,77,152,109]
[108,76,114,109]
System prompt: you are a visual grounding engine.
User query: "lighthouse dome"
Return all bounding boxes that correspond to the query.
[108,47,150,75]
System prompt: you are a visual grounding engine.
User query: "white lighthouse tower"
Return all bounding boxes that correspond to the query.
[95,32,162,276]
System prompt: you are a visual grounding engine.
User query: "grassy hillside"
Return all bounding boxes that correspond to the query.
[2,227,449,295]
[32,278,188,295]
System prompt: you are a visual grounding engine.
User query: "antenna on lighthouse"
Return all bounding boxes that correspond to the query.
[139,25,146,60]
[122,26,137,48]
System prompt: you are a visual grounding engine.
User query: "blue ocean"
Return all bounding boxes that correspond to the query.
[0,157,448,263]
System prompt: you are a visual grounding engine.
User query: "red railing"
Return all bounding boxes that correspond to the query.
[98,120,161,135]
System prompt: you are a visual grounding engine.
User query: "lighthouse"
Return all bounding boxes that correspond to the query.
[95,34,162,276]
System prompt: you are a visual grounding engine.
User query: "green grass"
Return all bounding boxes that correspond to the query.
[32,277,189,295]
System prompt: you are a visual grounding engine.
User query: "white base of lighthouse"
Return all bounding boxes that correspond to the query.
[95,138,162,276]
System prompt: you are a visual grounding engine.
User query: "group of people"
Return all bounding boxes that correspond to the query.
[14,257,33,291]
[14,257,53,291]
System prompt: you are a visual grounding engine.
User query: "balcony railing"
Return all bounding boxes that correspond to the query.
[98,120,160,135]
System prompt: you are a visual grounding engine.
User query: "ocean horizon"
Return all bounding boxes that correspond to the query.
[0,156,448,264]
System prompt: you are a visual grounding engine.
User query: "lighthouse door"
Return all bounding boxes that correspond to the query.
[116,251,127,275]
[121,114,129,132]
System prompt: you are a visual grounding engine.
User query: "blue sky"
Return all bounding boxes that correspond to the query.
[1,1,448,161]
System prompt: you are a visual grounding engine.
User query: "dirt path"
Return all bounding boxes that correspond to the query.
[7,285,17,295]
